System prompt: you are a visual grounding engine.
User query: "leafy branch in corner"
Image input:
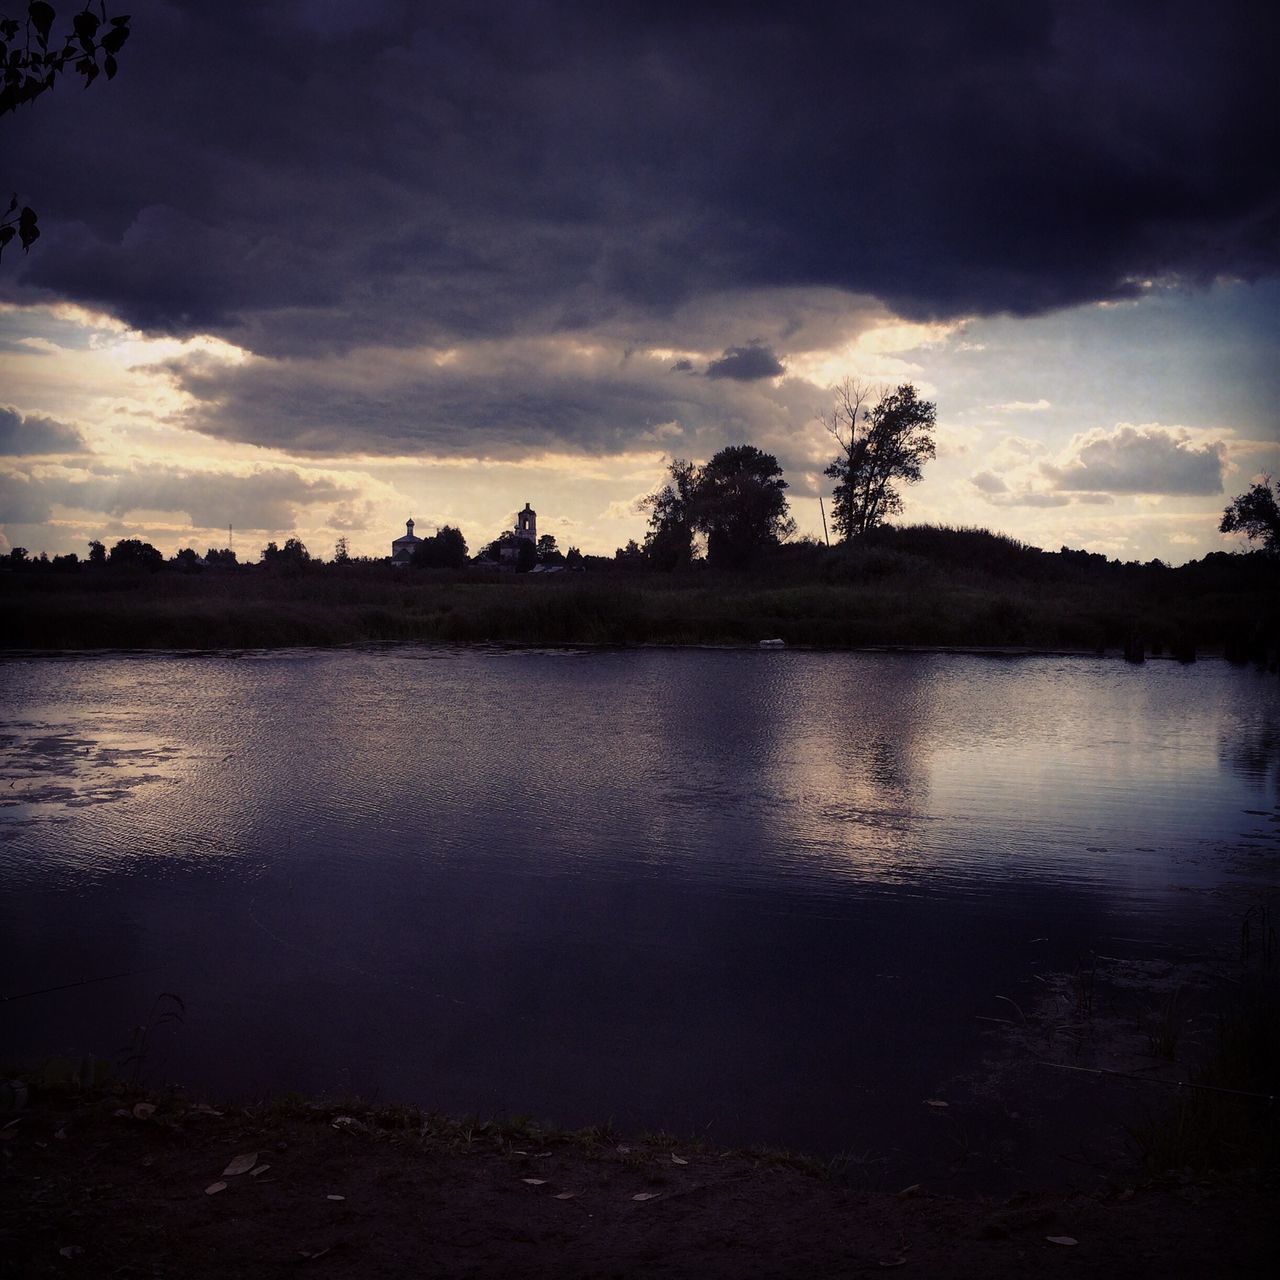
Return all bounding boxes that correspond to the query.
[1,2,131,255]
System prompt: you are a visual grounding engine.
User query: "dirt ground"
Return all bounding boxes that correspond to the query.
[3,1087,1276,1279]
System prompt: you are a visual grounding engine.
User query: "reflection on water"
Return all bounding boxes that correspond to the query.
[1,648,1277,1186]
[1220,720,1280,789]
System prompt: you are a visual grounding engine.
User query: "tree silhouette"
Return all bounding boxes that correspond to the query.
[641,457,699,570]
[411,525,468,568]
[641,447,795,570]
[260,537,310,568]
[107,537,161,568]
[1220,477,1280,554]
[2,2,132,256]
[694,445,794,570]
[821,381,936,539]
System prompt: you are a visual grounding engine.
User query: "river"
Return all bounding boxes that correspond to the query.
[3,648,1276,1186]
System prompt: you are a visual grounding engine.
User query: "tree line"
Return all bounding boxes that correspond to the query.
[639,381,936,569]
[5,378,1277,573]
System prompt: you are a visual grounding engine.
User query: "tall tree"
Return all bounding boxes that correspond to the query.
[1220,477,1279,554]
[693,445,794,570]
[821,381,936,539]
[641,457,699,570]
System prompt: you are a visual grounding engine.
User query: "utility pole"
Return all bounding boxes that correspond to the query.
[818,496,830,548]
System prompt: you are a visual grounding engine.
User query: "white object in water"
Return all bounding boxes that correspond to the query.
[758,638,786,649]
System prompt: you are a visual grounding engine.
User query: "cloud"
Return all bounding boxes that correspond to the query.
[0,406,86,456]
[0,1,1274,363]
[993,399,1051,412]
[0,471,53,523]
[985,490,1072,509]
[2,463,359,533]
[156,336,828,464]
[1043,425,1226,495]
[970,470,1008,494]
[705,343,786,381]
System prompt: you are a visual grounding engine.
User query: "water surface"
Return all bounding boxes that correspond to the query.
[3,648,1276,1185]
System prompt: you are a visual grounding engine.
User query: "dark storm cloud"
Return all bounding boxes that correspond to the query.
[158,343,823,460]
[0,407,86,456]
[705,344,786,381]
[3,0,1275,363]
[1043,426,1226,495]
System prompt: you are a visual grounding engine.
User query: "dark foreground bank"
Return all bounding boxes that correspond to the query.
[3,536,1278,655]
[3,1087,1276,1279]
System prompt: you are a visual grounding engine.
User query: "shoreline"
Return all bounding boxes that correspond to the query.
[4,1080,1275,1277]
[5,556,1276,658]
[0,638,1243,660]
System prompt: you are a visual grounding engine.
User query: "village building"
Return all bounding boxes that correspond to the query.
[500,503,538,565]
[390,518,423,566]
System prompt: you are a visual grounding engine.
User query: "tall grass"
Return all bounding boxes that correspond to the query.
[3,531,1276,654]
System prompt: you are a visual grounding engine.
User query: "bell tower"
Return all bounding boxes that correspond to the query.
[516,502,537,543]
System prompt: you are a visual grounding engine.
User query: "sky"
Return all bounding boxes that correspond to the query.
[1,0,1277,564]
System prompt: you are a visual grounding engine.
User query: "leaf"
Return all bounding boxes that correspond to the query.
[222,1152,259,1177]
[1046,1236,1078,1246]
[896,1183,921,1198]
[327,1194,345,1201]
[132,1102,156,1120]
[101,25,129,55]
[249,1164,271,1177]
[521,1178,547,1186]
[554,1191,576,1200]
[924,1099,949,1108]
[73,10,100,43]
[671,1154,688,1166]
[632,1192,659,1201]
[28,2,55,47]
[104,52,116,79]
[2,226,18,249]
[205,1181,227,1195]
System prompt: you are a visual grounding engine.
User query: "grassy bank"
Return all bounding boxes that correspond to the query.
[3,530,1277,654]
